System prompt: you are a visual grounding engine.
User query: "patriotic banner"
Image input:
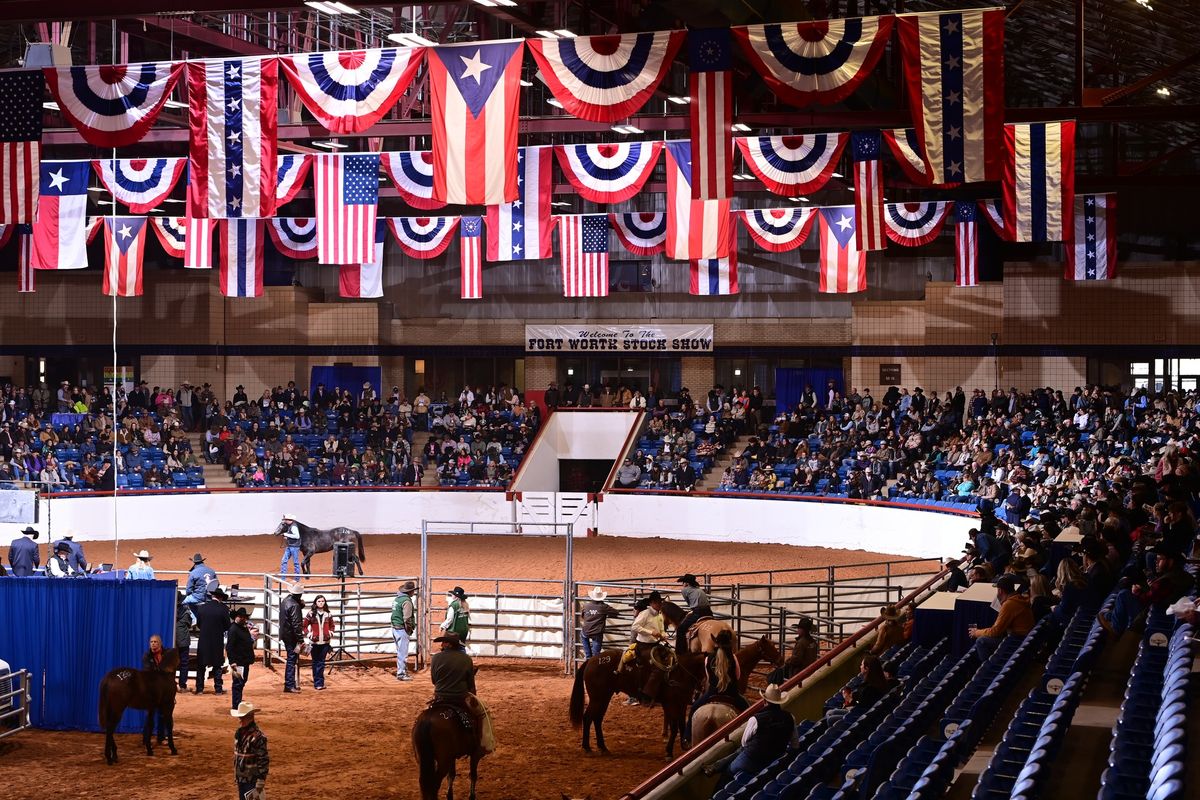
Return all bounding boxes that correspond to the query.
[459,215,484,300]
[610,212,667,256]
[555,142,661,204]
[883,201,951,247]
[664,141,733,261]
[388,216,459,260]
[881,128,950,187]
[339,220,386,299]
[739,207,816,252]
[526,31,684,122]
[954,201,978,287]
[817,206,867,294]
[1066,194,1117,282]
[267,217,319,259]
[93,158,186,213]
[557,214,610,298]
[102,217,147,297]
[690,253,738,296]
[0,71,44,225]
[735,134,847,196]
[0,225,11,250]
[380,151,444,211]
[281,47,424,134]
[898,10,1005,185]
[851,131,885,251]
[31,161,91,270]
[187,57,278,219]
[314,153,380,264]
[16,225,33,293]
[1003,121,1076,243]
[732,17,894,108]
[173,218,215,269]
[276,154,312,206]
[151,216,186,258]
[219,219,265,298]
[87,216,104,244]
[689,28,734,200]
[430,41,523,206]
[978,197,1012,241]
[44,62,183,148]
[486,146,554,261]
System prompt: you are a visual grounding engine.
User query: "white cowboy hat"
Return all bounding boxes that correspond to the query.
[134,550,152,560]
[588,587,608,602]
[230,702,258,718]
[288,583,304,595]
[760,684,790,705]
[281,513,295,520]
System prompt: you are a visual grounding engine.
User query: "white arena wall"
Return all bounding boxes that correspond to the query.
[4,489,974,559]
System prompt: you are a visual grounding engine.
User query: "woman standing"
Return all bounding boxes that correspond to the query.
[440,587,472,643]
[303,595,336,690]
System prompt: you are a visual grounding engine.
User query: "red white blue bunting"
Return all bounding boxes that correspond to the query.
[388,216,460,259]
[883,201,951,246]
[93,158,185,214]
[739,207,816,252]
[732,17,893,108]
[381,151,446,211]
[609,212,666,256]
[881,128,950,187]
[44,62,183,148]
[978,198,1013,242]
[555,142,661,204]
[736,134,847,196]
[527,31,684,123]
[281,48,425,134]
[151,216,186,258]
[267,217,319,259]
[276,154,312,206]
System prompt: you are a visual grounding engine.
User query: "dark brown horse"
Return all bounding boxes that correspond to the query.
[98,649,180,765]
[271,519,366,575]
[412,703,485,800]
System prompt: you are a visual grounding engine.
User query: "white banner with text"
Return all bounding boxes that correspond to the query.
[525,324,714,353]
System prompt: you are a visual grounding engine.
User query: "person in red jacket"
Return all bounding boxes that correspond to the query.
[303,594,336,690]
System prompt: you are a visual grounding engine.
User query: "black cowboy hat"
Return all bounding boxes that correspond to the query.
[192,553,205,564]
[434,633,462,645]
[21,526,37,538]
[790,616,815,632]
[54,542,70,553]
[676,573,698,585]
[646,590,665,603]
[448,586,468,599]
[230,607,250,620]
[210,588,229,601]
[400,580,417,594]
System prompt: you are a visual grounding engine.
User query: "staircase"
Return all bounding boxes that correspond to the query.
[188,433,237,489]
[693,434,753,492]
[411,430,440,486]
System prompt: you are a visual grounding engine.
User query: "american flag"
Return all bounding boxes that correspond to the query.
[688,28,733,200]
[102,217,147,297]
[557,214,610,298]
[486,146,553,262]
[664,141,733,261]
[954,201,979,287]
[219,219,264,298]
[0,71,43,225]
[1003,121,1076,243]
[851,131,885,251]
[817,207,867,294]
[690,253,738,296]
[315,153,380,264]
[16,225,33,293]
[1066,194,1117,282]
[459,215,483,300]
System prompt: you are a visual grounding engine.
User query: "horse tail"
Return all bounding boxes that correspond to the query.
[412,715,438,793]
[569,659,588,729]
[354,530,366,563]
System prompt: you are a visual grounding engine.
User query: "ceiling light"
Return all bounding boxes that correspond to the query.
[550,201,570,207]
[731,123,752,132]
[831,171,844,178]
[554,29,577,38]
[472,0,498,6]
[312,140,348,149]
[304,1,342,14]
[547,98,564,108]
[536,30,559,38]
[1157,86,1171,97]
[326,1,360,14]
[733,172,755,181]
[42,101,59,111]
[611,124,643,134]
[88,186,107,192]
[1135,0,1153,9]
[96,199,114,206]
[387,32,436,46]
[493,0,518,5]
[161,198,185,204]
[519,79,533,87]
[163,98,187,109]
[667,96,691,105]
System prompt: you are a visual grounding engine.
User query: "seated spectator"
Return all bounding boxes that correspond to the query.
[968,574,1034,660]
[1098,545,1193,637]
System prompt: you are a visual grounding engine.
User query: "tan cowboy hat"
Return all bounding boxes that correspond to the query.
[230,702,258,718]
[288,583,304,595]
[134,549,152,560]
[760,684,790,705]
[588,587,608,602]
[880,605,902,621]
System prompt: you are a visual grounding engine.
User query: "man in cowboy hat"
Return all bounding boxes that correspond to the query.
[440,586,472,643]
[391,581,418,681]
[278,513,302,578]
[184,552,218,606]
[968,573,1034,659]
[7,526,39,577]
[227,607,256,709]
[280,583,305,693]
[46,542,77,578]
[1098,544,1193,637]
[871,605,908,655]
[232,702,270,800]
[430,633,495,755]
[579,586,620,659]
[705,684,797,782]
[195,586,231,694]
[53,531,88,577]
[674,573,713,652]
[126,549,155,580]
[775,617,819,683]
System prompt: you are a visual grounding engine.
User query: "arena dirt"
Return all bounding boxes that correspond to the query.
[4,533,921,800]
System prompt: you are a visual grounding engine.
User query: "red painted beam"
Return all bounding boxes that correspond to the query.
[0,1,397,22]
[129,17,275,56]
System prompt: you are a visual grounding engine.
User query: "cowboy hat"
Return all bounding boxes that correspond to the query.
[676,573,699,585]
[288,583,304,595]
[21,526,37,538]
[993,574,1024,594]
[760,684,790,705]
[448,586,468,599]
[210,588,229,601]
[281,513,294,520]
[588,587,608,602]
[399,580,417,594]
[54,542,71,553]
[192,553,205,564]
[790,616,814,632]
[134,549,152,560]
[231,607,250,620]
[880,605,902,621]
[434,633,462,645]
[646,590,665,603]
[230,702,258,718]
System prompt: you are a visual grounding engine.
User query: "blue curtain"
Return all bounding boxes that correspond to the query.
[310,366,382,401]
[0,577,176,732]
[774,368,844,414]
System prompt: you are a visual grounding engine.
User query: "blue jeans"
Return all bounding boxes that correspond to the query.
[284,648,299,690]
[730,749,770,777]
[393,628,411,676]
[280,545,302,576]
[1107,588,1143,636]
[972,634,1003,662]
[582,634,603,659]
[237,780,259,799]
[231,664,249,707]
[310,643,330,689]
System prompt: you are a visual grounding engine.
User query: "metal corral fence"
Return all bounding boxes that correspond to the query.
[0,669,32,740]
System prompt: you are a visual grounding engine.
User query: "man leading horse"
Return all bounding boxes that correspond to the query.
[270,516,366,576]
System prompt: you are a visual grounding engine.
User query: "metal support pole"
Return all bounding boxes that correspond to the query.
[1074,0,1086,108]
[418,520,429,671]
[564,520,574,674]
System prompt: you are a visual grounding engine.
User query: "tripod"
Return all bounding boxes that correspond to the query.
[326,572,354,668]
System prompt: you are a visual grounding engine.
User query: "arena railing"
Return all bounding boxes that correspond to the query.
[616,565,952,800]
[606,484,982,518]
[0,669,32,740]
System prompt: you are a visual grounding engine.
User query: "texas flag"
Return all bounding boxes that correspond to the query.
[339,219,386,299]
[31,161,91,270]
[429,41,523,206]
[817,206,867,293]
[102,217,147,297]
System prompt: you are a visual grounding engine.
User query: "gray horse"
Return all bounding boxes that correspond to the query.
[272,519,366,576]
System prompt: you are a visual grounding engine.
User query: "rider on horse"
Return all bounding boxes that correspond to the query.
[684,629,749,745]
[430,633,495,755]
[619,591,675,703]
[675,574,714,653]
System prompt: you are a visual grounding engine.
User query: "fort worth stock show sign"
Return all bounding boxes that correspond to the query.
[525,324,714,352]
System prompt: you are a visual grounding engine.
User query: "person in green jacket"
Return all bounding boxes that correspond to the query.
[440,586,471,642]
[391,581,417,681]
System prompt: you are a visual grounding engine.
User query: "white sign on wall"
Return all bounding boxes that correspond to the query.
[525,324,714,353]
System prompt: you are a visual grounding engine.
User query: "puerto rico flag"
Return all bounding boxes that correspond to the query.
[691,253,738,296]
[557,214,610,298]
[339,219,386,299]
[486,146,553,262]
[898,10,1004,185]
[187,57,278,219]
[152,216,216,269]
[1003,121,1076,243]
[817,206,867,294]
[219,219,264,298]
[16,225,33,293]
[93,157,186,214]
[1066,194,1117,281]
[44,62,182,148]
[555,141,661,204]
[689,28,734,200]
[459,216,484,300]
[388,216,459,260]
[282,47,424,134]
[0,71,43,225]
[429,41,523,206]
[610,212,667,256]
[267,217,319,260]
[739,207,815,252]
[276,154,312,206]
[664,141,733,261]
[314,152,379,264]
[954,201,979,287]
[31,161,91,270]
[102,217,147,297]
[851,131,885,251]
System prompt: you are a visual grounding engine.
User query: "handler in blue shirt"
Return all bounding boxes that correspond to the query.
[126,549,155,580]
[7,527,40,576]
[279,514,302,577]
[184,553,218,604]
[53,532,88,576]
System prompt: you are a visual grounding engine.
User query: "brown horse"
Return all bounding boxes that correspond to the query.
[98,649,180,765]
[412,702,485,800]
[661,600,735,655]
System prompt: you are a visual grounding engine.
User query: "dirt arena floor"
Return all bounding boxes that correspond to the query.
[4,534,925,800]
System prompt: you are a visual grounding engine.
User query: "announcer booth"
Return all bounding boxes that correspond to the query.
[0,577,177,733]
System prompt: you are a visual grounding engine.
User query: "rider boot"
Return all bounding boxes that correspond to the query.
[619,643,639,671]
